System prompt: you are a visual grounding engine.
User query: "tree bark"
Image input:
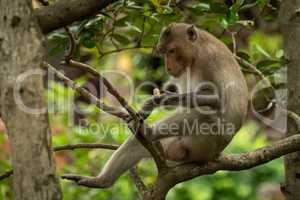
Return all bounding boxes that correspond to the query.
[279,1,300,199]
[0,0,62,200]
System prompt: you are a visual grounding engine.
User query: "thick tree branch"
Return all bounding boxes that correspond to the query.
[2,133,300,183]
[129,167,148,197]
[34,0,117,34]
[153,134,300,194]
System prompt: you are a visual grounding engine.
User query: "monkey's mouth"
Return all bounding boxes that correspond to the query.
[166,66,172,72]
[167,68,182,77]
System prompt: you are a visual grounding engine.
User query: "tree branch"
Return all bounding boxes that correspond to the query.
[44,62,130,120]
[0,142,119,181]
[40,53,300,200]
[129,167,148,197]
[45,62,167,169]
[63,27,76,62]
[53,143,119,151]
[98,45,153,59]
[151,134,300,195]
[0,170,13,180]
[62,60,138,120]
[34,0,117,34]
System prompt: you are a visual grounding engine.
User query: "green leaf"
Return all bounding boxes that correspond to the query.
[84,16,104,29]
[115,16,130,27]
[237,51,251,61]
[220,16,228,29]
[231,0,244,12]
[256,59,281,75]
[79,31,96,48]
[210,2,228,14]
[47,32,68,56]
[48,32,68,42]
[127,5,144,10]
[256,59,280,69]
[162,6,173,14]
[125,22,142,33]
[227,8,239,25]
[267,74,285,89]
[82,39,96,48]
[254,44,271,58]
[188,3,210,15]
[113,34,131,45]
[275,49,284,59]
[257,0,270,9]
[151,0,161,13]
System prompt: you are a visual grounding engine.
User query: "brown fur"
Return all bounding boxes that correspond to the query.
[156,23,248,162]
[63,23,248,188]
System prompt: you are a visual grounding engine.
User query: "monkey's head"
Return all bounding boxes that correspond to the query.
[157,23,198,77]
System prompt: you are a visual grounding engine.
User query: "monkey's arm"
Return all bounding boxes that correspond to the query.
[138,91,219,121]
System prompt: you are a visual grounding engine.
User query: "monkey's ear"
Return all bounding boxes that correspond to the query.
[187,25,197,42]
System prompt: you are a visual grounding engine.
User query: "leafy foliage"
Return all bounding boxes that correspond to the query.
[0,0,285,199]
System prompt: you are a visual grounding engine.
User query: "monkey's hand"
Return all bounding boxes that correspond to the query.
[62,174,112,188]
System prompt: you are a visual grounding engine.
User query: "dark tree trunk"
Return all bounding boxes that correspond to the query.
[0,0,62,200]
[279,1,300,199]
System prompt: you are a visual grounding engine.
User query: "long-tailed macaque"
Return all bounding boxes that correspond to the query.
[63,23,248,188]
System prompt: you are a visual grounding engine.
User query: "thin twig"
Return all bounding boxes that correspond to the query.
[287,110,300,131]
[235,55,265,79]
[62,60,138,120]
[61,30,165,165]
[44,62,130,120]
[46,61,166,169]
[99,45,153,59]
[137,17,146,47]
[231,31,237,55]
[279,107,300,132]
[0,143,119,181]
[4,130,300,183]
[0,170,13,181]
[53,143,119,151]
[235,55,277,113]
[64,26,76,63]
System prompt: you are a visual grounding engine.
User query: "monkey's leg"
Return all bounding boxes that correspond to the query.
[63,136,150,188]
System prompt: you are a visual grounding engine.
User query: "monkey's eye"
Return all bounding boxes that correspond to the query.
[168,49,175,54]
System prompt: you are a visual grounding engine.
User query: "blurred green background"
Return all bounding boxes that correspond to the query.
[0,0,286,199]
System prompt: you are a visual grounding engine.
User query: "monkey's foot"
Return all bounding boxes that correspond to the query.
[62,174,112,188]
[61,174,87,182]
